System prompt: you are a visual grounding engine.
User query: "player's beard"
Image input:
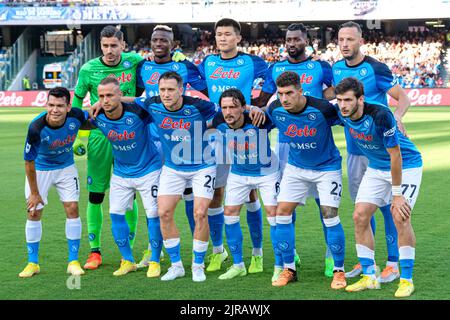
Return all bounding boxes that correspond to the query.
[288,46,305,60]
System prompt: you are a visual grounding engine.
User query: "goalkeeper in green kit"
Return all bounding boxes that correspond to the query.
[72,26,145,270]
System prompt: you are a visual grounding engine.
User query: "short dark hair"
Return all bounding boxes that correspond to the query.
[159,71,183,87]
[48,87,71,104]
[100,25,123,41]
[99,76,120,87]
[287,23,307,35]
[335,77,365,98]
[214,18,241,34]
[339,21,362,35]
[276,71,301,89]
[219,88,246,108]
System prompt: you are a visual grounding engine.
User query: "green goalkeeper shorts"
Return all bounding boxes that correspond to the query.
[86,129,113,193]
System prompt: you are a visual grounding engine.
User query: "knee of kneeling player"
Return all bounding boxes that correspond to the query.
[89,192,105,204]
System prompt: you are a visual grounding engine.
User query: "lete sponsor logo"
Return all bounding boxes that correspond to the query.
[2,89,450,107]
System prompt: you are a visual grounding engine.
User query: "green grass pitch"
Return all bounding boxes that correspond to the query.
[0,106,449,300]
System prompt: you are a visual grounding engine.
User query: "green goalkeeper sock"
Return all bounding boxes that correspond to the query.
[125,199,139,249]
[87,202,103,251]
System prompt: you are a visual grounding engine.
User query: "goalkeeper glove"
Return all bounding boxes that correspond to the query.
[73,131,89,156]
[172,51,187,62]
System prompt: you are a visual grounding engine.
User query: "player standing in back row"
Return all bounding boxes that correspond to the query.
[332,21,411,282]
[198,18,269,273]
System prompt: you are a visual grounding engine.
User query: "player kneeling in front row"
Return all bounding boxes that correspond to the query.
[210,89,280,280]
[266,72,347,289]
[335,78,422,298]
[91,77,164,277]
[20,87,90,278]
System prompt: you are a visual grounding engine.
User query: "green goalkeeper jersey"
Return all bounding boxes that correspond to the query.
[73,51,143,106]
[72,51,143,135]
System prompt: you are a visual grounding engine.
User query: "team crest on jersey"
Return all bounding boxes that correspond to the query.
[69,122,76,130]
[359,68,368,76]
[125,117,134,126]
[122,60,132,69]
[236,58,245,66]
[96,120,106,128]
[307,113,317,121]
[183,109,192,116]
[172,63,180,71]
[307,62,315,69]
[364,119,370,128]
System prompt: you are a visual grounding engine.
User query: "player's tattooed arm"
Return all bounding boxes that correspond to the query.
[387,145,411,221]
[388,85,410,137]
[251,91,273,108]
[25,160,44,215]
[323,86,336,100]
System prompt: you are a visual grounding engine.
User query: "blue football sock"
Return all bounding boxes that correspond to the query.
[370,215,376,236]
[66,217,82,262]
[67,239,80,262]
[147,216,163,263]
[208,208,224,248]
[292,208,298,255]
[193,239,209,265]
[184,193,195,235]
[27,242,39,264]
[269,222,283,268]
[399,246,415,280]
[225,216,243,264]
[110,213,134,263]
[356,244,375,275]
[380,205,399,262]
[323,217,345,268]
[276,215,295,266]
[246,200,263,250]
[163,238,181,264]
[316,199,333,259]
[25,220,41,264]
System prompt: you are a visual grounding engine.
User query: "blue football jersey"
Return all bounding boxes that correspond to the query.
[267,96,342,171]
[136,59,207,143]
[263,58,333,143]
[92,103,162,178]
[198,52,268,104]
[336,102,422,171]
[262,58,332,97]
[212,111,278,176]
[24,108,87,171]
[135,95,218,171]
[137,59,207,98]
[332,56,397,155]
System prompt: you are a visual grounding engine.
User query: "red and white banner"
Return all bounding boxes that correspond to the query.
[1,88,450,108]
